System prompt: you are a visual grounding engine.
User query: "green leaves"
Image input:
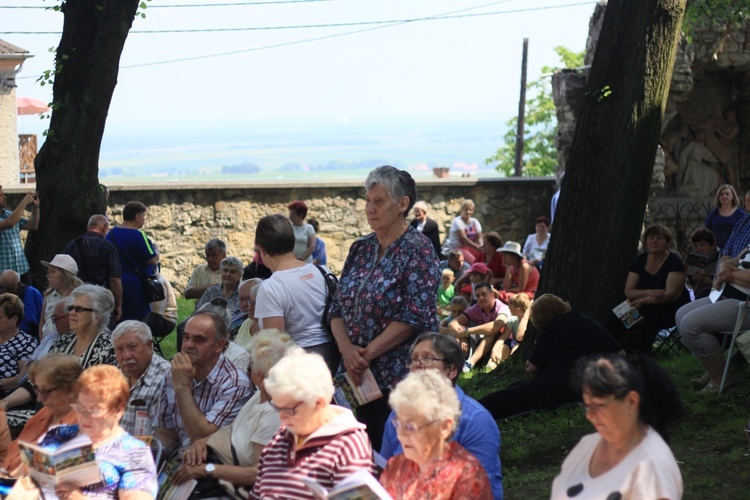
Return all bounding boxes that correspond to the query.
[485,46,585,177]
[683,0,750,39]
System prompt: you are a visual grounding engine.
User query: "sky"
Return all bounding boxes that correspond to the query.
[3,0,598,145]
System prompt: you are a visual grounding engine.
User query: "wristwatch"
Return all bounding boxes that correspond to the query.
[205,463,215,479]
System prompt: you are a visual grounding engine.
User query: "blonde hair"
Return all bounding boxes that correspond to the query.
[441,268,455,279]
[76,365,129,412]
[247,329,295,376]
[508,294,532,314]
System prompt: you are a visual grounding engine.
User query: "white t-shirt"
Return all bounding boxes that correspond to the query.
[229,392,281,465]
[255,263,332,348]
[292,223,315,263]
[523,233,551,262]
[448,216,482,248]
[551,427,683,500]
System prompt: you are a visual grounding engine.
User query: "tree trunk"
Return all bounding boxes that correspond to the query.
[524,0,687,356]
[25,0,140,286]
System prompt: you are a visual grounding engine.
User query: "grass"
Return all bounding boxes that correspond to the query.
[158,301,750,496]
[458,351,750,498]
[154,297,193,360]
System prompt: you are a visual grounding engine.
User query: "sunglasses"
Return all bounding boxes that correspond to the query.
[67,305,96,314]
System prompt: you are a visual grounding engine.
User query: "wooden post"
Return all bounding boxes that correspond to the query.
[514,38,529,177]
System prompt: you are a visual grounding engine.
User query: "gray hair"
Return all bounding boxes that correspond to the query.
[205,238,227,254]
[112,320,153,344]
[71,284,115,332]
[389,369,461,435]
[413,201,429,213]
[265,347,334,404]
[365,165,417,215]
[239,278,263,295]
[247,328,295,377]
[220,256,244,272]
[197,301,231,330]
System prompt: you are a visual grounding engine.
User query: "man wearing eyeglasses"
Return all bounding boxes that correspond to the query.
[154,312,252,451]
[379,332,504,500]
[113,320,170,437]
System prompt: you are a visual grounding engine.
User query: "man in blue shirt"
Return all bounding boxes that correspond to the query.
[381,332,504,500]
[0,270,42,335]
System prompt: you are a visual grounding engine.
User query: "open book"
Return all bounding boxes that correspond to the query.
[333,368,383,410]
[18,432,100,487]
[156,459,197,500]
[685,251,718,275]
[301,468,392,500]
[612,300,643,330]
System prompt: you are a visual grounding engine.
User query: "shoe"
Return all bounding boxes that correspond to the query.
[463,361,473,373]
[486,360,498,371]
[691,372,711,388]
[698,379,733,395]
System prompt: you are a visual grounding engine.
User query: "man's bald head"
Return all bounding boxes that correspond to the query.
[0,270,20,293]
[87,214,110,235]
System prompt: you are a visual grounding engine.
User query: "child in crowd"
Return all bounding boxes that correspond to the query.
[439,296,472,356]
[437,268,456,317]
[455,262,493,304]
[487,294,531,371]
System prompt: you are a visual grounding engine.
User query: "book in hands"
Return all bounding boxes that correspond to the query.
[333,368,383,410]
[612,300,644,330]
[18,433,100,487]
[301,468,393,500]
[156,459,197,500]
[685,251,718,275]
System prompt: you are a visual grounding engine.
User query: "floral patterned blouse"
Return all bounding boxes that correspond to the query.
[0,331,38,379]
[380,441,493,500]
[48,330,117,368]
[329,227,439,390]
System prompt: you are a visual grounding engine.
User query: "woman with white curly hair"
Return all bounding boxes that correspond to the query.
[251,347,373,499]
[380,369,492,499]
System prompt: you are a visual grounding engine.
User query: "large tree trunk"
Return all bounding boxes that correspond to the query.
[529,0,687,351]
[25,0,140,286]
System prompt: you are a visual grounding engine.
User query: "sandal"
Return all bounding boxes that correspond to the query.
[698,378,733,395]
[691,372,711,388]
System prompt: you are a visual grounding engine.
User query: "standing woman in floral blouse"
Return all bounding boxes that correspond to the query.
[329,165,440,451]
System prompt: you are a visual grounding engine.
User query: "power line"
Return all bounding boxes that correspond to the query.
[3,2,595,35]
[0,0,335,8]
[15,1,594,78]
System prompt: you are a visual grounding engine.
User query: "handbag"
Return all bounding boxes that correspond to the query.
[110,234,165,302]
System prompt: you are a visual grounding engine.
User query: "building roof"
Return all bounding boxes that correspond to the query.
[0,39,31,60]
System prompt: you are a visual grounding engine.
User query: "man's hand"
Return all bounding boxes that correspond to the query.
[21,192,37,209]
[172,464,207,485]
[182,437,209,466]
[171,352,195,388]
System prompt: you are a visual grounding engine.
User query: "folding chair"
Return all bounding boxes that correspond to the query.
[719,296,750,395]
[652,327,689,358]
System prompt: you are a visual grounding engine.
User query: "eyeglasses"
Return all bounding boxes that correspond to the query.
[269,400,305,416]
[579,396,617,415]
[71,403,109,418]
[52,314,70,325]
[391,417,439,433]
[239,296,255,305]
[30,382,59,398]
[67,305,96,314]
[409,356,445,367]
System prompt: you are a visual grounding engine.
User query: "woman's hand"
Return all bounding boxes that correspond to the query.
[339,342,369,385]
[172,464,207,485]
[182,437,209,466]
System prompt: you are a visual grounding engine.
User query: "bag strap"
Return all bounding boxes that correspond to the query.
[313,264,337,329]
[110,231,147,278]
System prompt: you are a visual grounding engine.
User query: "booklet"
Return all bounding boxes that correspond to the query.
[333,368,383,410]
[301,468,393,500]
[612,300,643,330]
[685,251,718,275]
[156,459,197,500]
[18,432,100,487]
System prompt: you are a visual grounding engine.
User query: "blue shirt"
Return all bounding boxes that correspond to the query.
[312,237,327,266]
[380,385,504,500]
[722,213,750,257]
[19,285,43,335]
[0,210,29,274]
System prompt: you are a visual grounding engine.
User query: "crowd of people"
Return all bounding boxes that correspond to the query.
[0,169,731,499]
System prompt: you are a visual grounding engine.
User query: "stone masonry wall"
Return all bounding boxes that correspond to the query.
[9,178,555,295]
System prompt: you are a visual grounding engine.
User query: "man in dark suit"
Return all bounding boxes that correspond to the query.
[410,201,443,259]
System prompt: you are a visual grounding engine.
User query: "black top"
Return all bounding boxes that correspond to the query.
[629,251,684,290]
[410,217,442,259]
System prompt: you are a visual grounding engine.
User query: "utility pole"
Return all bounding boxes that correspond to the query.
[514,38,529,177]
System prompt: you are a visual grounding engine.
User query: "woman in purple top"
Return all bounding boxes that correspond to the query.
[705,184,745,250]
[329,166,440,452]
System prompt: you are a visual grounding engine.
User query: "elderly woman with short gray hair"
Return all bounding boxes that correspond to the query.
[330,165,440,451]
[380,369,492,499]
[196,256,244,315]
[251,347,373,499]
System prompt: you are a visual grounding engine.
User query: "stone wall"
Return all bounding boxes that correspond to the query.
[8,178,555,295]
